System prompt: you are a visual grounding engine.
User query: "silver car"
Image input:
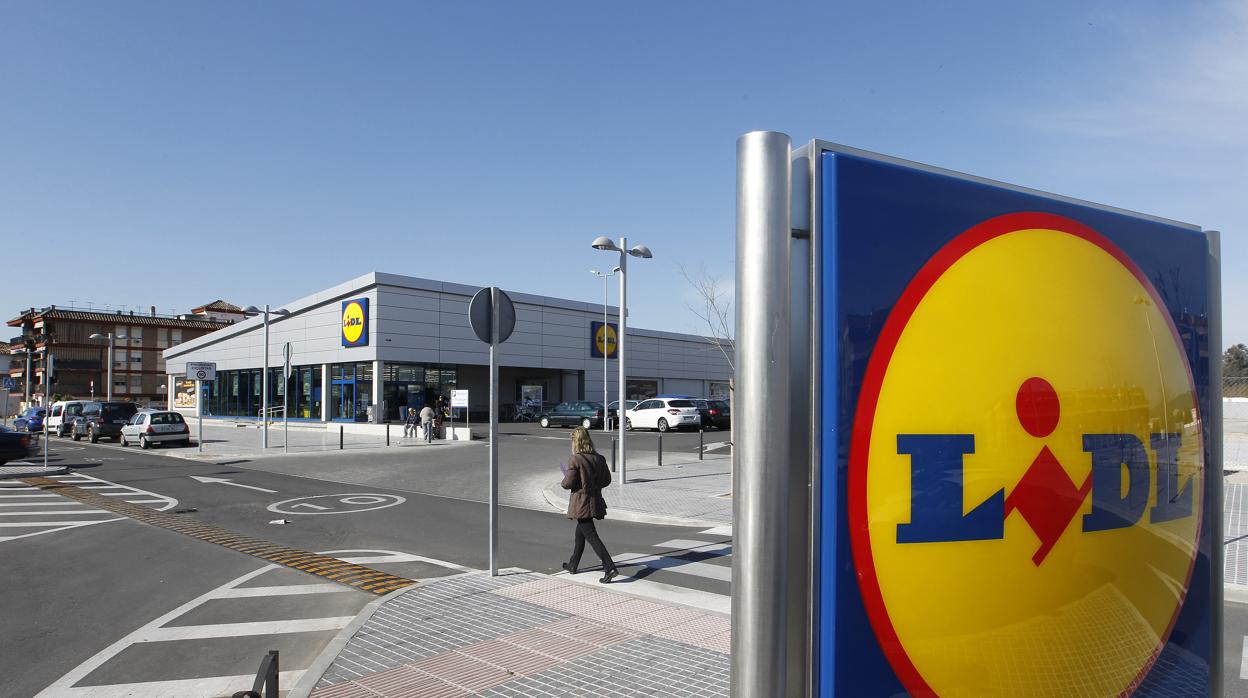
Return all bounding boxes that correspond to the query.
[120,411,191,449]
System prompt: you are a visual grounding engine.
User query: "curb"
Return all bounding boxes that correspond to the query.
[540,481,727,529]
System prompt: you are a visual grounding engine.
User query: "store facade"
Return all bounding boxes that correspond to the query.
[163,272,732,423]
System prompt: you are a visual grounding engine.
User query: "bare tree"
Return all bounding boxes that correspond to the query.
[678,264,735,372]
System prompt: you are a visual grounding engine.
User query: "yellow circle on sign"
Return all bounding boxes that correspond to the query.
[850,214,1202,697]
[596,324,618,356]
[342,301,366,344]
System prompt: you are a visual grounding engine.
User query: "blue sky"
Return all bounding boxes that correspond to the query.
[2,1,1244,346]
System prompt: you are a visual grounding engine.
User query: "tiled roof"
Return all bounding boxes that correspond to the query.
[6,309,229,330]
[193,299,244,313]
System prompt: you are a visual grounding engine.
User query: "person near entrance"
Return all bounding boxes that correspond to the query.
[420,404,435,443]
[404,408,418,438]
[560,427,619,583]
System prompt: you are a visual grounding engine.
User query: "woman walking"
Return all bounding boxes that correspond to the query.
[560,427,619,583]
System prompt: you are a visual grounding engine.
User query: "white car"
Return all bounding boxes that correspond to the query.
[120,411,191,449]
[624,398,701,432]
[47,400,92,438]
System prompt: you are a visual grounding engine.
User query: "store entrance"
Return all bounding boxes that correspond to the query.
[385,383,426,421]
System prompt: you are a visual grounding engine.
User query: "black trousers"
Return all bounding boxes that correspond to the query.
[568,518,616,572]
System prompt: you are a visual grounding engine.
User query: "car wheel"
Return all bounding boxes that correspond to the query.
[657,418,670,432]
[140,436,150,450]
[120,435,128,447]
[540,417,550,428]
[624,418,632,431]
[180,439,190,448]
[72,432,81,442]
[89,428,99,444]
[581,418,592,429]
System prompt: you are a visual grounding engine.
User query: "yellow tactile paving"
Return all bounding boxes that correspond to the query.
[21,476,417,596]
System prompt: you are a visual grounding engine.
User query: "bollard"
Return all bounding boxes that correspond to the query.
[657,431,663,468]
[339,425,344,450]
[611,437,617,472]
[699,427,704,461]
[386,423,390,446]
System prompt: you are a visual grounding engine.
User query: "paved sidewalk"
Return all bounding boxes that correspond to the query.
[544,457,732,526]
[160,420,471,461]
[300,571,729,698]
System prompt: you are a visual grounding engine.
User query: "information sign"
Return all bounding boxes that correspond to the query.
[451,390,469,408]
[187,362,217,382]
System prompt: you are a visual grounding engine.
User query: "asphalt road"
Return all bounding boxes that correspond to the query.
[1,439,730,697]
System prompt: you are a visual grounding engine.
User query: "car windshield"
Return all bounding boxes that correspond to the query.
[585,402,603,409]
[150,413,185,424]
[101,405,136,420]
[668,400,695,408]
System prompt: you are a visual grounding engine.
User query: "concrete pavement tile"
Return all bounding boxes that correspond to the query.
[409,651,513,691]
[458,638,564,676]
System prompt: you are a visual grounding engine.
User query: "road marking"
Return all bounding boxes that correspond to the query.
[0,520,114,527]
[189,475,277,493]
[268,493,406,516]
[0,509,108,515]
[0,493,60,498]
[337,552,470,568]
[699,525,732,537]
[1241,635,1248,679]
[556,571,730,614]
[215,584,352,599]
[653,539,733,552]
[0,472,178,545]
[137,616,354,642]
[614,554,732,582]
[36,670,304,697]
[0,502,92,507]
[35,550,440,698]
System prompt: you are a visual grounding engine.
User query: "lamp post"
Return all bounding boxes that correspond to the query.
[89,332,129,401]
[243,305,290,449]
[590,267,619,432]
[591,236,652,484]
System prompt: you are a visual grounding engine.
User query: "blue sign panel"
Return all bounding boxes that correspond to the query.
[341,298,369,347]
[817,150,1213,696]
[591,321,619,359]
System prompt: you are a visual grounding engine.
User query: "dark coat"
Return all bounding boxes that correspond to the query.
[561,452,611,520]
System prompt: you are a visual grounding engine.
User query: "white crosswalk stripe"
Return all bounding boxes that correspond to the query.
[36,549,466,698]
[556,533,733,614]
[0,472,177,543]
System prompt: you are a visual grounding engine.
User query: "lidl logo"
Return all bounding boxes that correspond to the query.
[341,298,369,347]
[849,213,1203,696]
[592,321,618,359]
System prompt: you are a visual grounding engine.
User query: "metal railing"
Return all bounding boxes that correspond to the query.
[232,650,278,698]
[1225,376,1248,398]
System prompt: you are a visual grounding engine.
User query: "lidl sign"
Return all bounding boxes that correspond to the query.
[816,151,1214,695]
[341,298,369,347]
[591,321,618,359]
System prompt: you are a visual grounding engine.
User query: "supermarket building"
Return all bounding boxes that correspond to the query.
[162,272,732,423]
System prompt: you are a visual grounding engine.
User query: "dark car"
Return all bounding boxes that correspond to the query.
[538,401,604,429]
[605,400,639,426]
[703,399,731,430]
[72,401,139,443]
[0,424,40,464]
[14,407,46,433]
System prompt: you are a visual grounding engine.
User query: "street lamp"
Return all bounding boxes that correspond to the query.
[89,332,129,401]
[591,236,653,484]
[243,305,291,449]
[590,267,620,433]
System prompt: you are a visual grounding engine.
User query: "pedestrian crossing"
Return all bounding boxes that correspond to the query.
[555,525,733,614]
[35,549,469,698]
[0,472,177,543]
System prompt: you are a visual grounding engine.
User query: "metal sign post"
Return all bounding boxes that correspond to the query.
[469,287,516,577]
[43,353,52,470]
[187,362,217,454]
[283,342,292,455]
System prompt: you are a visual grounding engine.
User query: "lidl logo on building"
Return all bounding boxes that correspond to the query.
[592,321,618,359]
[341,298,369,347]
[849,212,1203,696]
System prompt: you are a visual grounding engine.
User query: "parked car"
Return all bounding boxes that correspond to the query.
[72,401,139,443]
[624,398,701,432]
[0,424,40,465]
[14,407,46,433]
[47,400,92,438]
[120,410,191,449]
[704,399,731,430]
[539,401,605,429]
[605,400,639,424]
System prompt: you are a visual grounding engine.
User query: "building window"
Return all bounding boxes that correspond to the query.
[114,350,128,372]
[114,377,127,394]
[157,329,169,348]
[171,329,183,346]
[129,327,143,347]
[626,379,659,401]
[129,375,142,392]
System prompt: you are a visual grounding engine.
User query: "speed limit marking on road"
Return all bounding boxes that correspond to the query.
[267,493,405,516]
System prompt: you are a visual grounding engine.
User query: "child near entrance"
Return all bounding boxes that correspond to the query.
[403,408,418,438]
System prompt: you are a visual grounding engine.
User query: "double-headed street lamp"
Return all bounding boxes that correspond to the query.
[591,236,653,484]
[89,332,129,401]
[589,267,620,433]
[243,304,290,449]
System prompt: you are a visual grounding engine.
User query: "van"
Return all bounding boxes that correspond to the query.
[47,400,92,438]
